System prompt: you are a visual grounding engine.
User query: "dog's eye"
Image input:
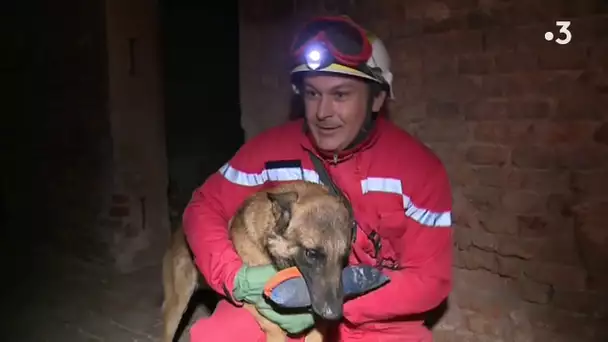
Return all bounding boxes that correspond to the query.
[304,248,323,260]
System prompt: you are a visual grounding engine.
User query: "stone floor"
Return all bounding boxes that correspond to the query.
[7,247,212,342]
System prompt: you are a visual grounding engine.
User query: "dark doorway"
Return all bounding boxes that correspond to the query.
[160,0,244,227]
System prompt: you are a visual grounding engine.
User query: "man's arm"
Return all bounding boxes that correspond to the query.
[343,165,453,324]
[182,144,266,303]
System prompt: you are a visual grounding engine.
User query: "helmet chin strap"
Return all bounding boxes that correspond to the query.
[343,94,377,151]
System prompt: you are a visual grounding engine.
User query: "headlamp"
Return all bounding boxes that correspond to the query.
[304,44,332,70]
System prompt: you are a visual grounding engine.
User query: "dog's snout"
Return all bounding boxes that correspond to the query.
[316,302,343,321]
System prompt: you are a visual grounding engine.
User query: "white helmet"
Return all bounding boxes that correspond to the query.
[289,16,395,99]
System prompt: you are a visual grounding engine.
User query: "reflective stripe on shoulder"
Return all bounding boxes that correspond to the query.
[219,163,321,186]
[361,177,452,228]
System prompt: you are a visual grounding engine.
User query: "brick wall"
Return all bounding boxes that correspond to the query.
[4,0,170,273]
[26,0,115,262]
[239,0,608,340]
[101,0,171,272]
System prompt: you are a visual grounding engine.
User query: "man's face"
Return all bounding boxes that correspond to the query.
[302,75,386,153]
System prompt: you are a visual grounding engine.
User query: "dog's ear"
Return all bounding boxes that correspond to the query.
[267,191,298,234]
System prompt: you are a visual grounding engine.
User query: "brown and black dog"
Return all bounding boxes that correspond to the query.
[162,180,353,342]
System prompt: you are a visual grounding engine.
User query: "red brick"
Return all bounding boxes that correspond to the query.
[517,215,574,238]
[552,289,608,316]
[464,100,509,121]
[111,194,129,204]
[392,76,425,103]
[465,145,509,166]
[507,169,570,194]
[524,302,601,338]
[496,256,527,278]
[484,25,544,52]
[572,170,608,197]
[390,101,425,125]
[537,233,583,265]
[449,164,474,185]
[433,330,476,342]
[502,191,545,215]
[424,76,481,102]
[545,194,573,217]
[392,18,424,38]
[422,10,467,34]
[454,225,474,250]
[422,31,484,56]
[478,211,518,235]
[479,73,545,97]
[532,329,583,342]
[506,100,552,120]
[537,71,587,97]
[423,53,457,76]
[471,166,508,188]
[517,215,548,238]
[365,21,393,41]
[465,312,503,336]
[389,37,425,61]
[466,8,504,30]
[561,1,604,17]
[496,235,541,259]
[524,263,587,291]
[291,0,322,16]
[589,271,608,293]
[242,0,295,22]
[594,122,608,145]
[494,51,538,73]
[390,54,423,77]
[457,247,498,272]
[482,122,547,144]
[453,268,514,300]
[322,0,357,15]
[427,100,460,118]
[537,122,598,144]
[441,0,477,10]
[589,43,608,69]
[427,143,467,165]
[478,75,513,97]
[415,119,469,142]
[556,94,607,120]
[502,2,565,26]
[576,201,608,226]
[538,44,587,70]
[511,145,556,169]
[515,278,552,304]
[472,122,511,143]
[469,230,499,251]
[555,145,608,170]
[461,186,504,212]
[568,16,608,43]
[109,205,130,217]
[458,54,494,75]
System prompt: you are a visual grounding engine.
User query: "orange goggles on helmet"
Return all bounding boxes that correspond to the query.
[290,16,372,71]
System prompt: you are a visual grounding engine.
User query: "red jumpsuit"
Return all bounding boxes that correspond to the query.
[183,117,453,342]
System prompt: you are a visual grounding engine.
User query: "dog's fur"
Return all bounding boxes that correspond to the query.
[162,181,353,342]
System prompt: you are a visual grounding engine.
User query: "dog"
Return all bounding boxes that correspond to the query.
[162,180,353,342]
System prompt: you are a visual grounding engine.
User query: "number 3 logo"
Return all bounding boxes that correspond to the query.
[555,21,572,45]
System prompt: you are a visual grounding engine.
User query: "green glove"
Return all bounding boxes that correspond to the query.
[254,296,315,335]
[233,264,278,303]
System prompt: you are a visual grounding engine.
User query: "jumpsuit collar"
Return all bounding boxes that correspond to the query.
[300,117,385,164]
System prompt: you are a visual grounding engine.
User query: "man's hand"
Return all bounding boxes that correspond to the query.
[233,265,277,303]
[233,264,315,334]
[254,296,315,335]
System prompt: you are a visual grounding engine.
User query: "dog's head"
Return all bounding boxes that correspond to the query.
[265,188,353,321]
